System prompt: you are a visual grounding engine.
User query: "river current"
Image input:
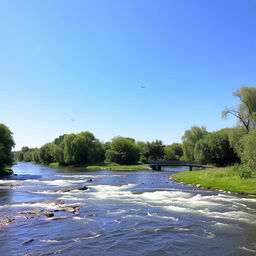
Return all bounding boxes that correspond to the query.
[1,162,256,256]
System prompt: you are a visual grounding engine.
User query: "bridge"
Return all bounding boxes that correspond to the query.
[148,160,209,171]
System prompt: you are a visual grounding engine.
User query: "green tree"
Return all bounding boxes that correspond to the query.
[31,148,41,163]
[79,132,105,164]
[143,140,165,161]
[222,86,256,133]
[105,137,140,164]
[62,134,85,165]
[182,126,208,161]
[240,131,256,172]
[57,132,105,165]
[164,145,177,160]
[221,128,246,159]
[14,151,24,161]
[105,149,120,163]
[137,141,148,163]
[169,143,183,158]
[39,143,56,165]
[194,132,238,166]
[0,124,15,170]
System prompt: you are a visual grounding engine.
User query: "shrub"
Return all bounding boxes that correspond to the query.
[233,164,253,179]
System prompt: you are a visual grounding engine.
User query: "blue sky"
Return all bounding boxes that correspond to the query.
[0,0,255,150]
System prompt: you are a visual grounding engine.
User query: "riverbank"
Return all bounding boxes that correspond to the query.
[49,162,150,170]
[0,168,14,176]
[172,167,256,195]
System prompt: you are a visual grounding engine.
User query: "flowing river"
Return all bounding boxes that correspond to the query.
[1,162,256,256]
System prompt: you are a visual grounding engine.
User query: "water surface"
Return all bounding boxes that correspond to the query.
[1,162,256,256]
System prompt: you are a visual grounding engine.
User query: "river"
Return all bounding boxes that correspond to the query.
[0,162,256,256]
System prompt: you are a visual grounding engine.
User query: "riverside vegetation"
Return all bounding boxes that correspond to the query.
[173,86,256,194]
[4,86,256,193]
[0,124,15,176]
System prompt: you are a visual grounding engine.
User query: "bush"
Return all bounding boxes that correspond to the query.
[233,164,253,179]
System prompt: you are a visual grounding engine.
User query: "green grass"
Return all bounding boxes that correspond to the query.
[48,162,149,170]
[173,167,256,194]
[86,164,150,170]
[49,162,59,167]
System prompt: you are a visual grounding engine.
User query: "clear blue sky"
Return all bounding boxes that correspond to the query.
[0,0,255,150]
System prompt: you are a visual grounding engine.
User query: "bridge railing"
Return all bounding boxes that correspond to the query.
[148,160,203,166]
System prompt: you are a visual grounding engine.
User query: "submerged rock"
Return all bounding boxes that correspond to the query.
[57,186,88,193]
[21,239,34,245]
[54,205,80,214]
[87,213,96,217]
[77,186,88,191]
[46,216,68,221]
[0,216,15,226]
[18,209,42,215]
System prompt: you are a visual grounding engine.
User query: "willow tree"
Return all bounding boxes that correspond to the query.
[222,86,256,133]
[182,126,208,161]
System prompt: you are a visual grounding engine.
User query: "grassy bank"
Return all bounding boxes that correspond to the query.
[173,167,256,194]
[48,162,150,170]
[49,162,59,167]
[85,164,150,170]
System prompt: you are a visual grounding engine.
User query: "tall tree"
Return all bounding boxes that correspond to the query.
[222,86,256,133]
[164,145,177,160]
[144,140,165,161]
[182,126,208,161]
[194,131,238,166]
[105,137,140,164]
[239,130,256,172]
[0,124,15,170]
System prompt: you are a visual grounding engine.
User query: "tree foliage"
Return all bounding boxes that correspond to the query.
[222,86,256,133]
[194,132,238,166]
[105,137,140,164]
[0,124,15,170]
[144,140,165,161]
[240,131,256,172]
[182,126,208,161]
[15,131,105,166]
[164,145,177,160]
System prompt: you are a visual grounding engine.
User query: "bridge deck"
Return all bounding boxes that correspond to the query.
[148,161,211,171]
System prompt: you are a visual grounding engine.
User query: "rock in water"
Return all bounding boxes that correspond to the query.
[61,186,88,192]
[43,211,54,217]
[77,186,88,191]
[46,216,68,221]
[21,239,34,245]
[18,209,42,215]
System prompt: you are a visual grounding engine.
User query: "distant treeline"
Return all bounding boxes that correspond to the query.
[11,124,256,169]
[12,86,256,176]
[14,126,241,167]
[14,133,183,166]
